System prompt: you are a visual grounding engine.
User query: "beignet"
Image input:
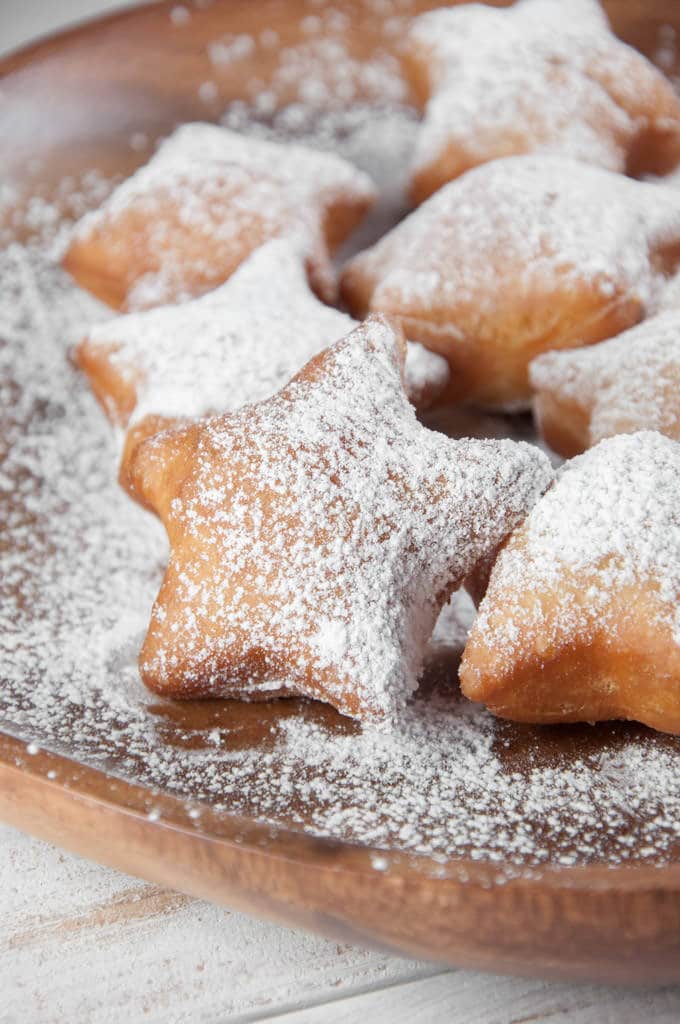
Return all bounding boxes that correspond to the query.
[74,241,449,496]
[63,123,376,310]
[405,0,680,203]
[460,432,680,735]
[131,317,553,721]
[341,156,680,409]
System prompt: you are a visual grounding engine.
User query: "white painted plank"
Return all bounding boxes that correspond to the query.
[0,825,429,1024]
[269,971,680,1024]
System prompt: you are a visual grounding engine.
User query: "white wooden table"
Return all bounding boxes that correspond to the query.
[3,4,680,1021]
[4,823,680,1024]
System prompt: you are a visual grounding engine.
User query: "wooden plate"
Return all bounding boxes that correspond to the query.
[3,0,680,985]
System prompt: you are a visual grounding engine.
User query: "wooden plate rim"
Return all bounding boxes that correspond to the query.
[3,726,680,894]
[0,1,160,75]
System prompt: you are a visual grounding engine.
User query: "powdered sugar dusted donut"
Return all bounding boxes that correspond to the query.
[131,317,553,721]
[530,311,680,456]
[460,431,680,734]
[74,241,450,496]
[405,0,680,204]
[63,123,376,310]
[341,156,680,410]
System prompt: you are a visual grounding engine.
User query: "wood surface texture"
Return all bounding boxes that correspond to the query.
[3,0,680,1008]
[5,821,680,1023]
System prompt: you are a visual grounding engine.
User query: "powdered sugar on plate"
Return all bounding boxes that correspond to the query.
[2,243,680,870]
[203,2,412,115]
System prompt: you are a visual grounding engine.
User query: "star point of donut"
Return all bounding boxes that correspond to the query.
[529,310,680,457]
[73,240,450,497]
[62,123,377,311]
[404,0,680,204]
[131,316,553,721]
[459,431,680,734]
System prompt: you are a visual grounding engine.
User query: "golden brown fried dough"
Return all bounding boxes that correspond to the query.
[74,241,450,497]
[530,311,680,457]
[131,317,553,721]
[460,432,680,734]
[341,156,680,410]
[63,123,376,310]
[404,0,680,204]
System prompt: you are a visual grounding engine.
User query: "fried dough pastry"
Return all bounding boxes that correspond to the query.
[130,317,553,721]
[530,311,680,457]
[74,241,449,496]
[62,123,376,310]
[341,156,680,410]
[460,432,680,734]
[404,0,680,204]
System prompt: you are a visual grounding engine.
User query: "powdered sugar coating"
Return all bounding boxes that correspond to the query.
[342,156,680,407]
[80,240,449,434]
[136,318,553,720]
[529,311,680,447]
[3,245,680,869]
[407,0,680,198]
[467,432,680,675]
[67,123,376,309]
[348,155,680,320]
[402,336,451,410]
[95,123,376,213]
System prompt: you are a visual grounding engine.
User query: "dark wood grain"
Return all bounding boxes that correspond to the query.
[2,0,680,984]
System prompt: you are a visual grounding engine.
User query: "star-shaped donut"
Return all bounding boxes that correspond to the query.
[460,431,680,734]
[63,123,376,310]
[404,0,680,204]
[75,241,450,497]
[341,156,680,410]
[130,317,553,721]
[530,310,680,457]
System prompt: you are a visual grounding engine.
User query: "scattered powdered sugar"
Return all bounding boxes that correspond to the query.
[345,155,680,321]
[136,318,552,719]
[654,22,679,76]
[231,698,680,867]
[529,310,680,446]
[0,245,166,706]
[0,169,117,256]
[170,5,191,28]
[80,239,448,433]
[408,0,680,192]
[2,153,680,871]
[204,2,412,114]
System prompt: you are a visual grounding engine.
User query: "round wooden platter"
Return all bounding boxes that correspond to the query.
[3,0,680,986]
